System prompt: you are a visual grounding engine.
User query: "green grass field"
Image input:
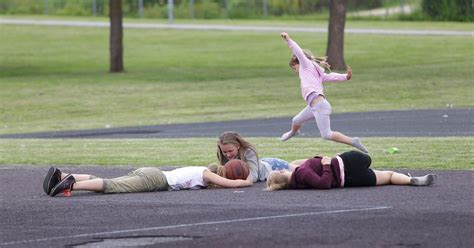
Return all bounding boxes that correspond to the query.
[0,17,472,169]
[0,137,472,170]
[3,15,474,31]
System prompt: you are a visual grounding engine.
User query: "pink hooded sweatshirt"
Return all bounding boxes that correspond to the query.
[286,39,348,104]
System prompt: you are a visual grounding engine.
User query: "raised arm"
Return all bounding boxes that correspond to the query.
[322,66,352,82]
[203,170,253,188]
[280,32,312,68]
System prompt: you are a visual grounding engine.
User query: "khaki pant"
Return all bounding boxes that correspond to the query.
[103,167,169,194]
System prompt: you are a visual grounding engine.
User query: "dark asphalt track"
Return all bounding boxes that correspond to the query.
[1,109,473,247]
[0,108,472,139]
[1,166,473,248]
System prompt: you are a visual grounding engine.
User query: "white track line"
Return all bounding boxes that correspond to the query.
[0,19,472,36]
[2,206,391,246]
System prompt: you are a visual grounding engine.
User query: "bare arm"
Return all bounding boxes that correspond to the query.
[203,170,253,188]
[321,66,352,82]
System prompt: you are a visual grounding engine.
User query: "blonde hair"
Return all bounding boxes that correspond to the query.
[289,49,331,72]
[217,131,257,165]
[207,163,226,178]
[206,163,227,189]
[266,171,290,191]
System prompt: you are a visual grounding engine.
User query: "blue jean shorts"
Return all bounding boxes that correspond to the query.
[261,157,289,171]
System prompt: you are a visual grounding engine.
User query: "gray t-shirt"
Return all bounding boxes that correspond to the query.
[242,149,267,182]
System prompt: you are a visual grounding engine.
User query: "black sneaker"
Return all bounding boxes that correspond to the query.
[43,167,62,195]
[50,174,76,197]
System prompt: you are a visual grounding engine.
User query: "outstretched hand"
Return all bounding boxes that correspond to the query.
[280,32,289,41]
[321,156,332,165]
[346,66,352,80]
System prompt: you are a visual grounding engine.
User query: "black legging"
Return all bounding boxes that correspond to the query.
[339,151,376,187]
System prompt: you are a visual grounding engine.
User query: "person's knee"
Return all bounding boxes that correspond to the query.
[292,115,302,126]
[321,131,332,140]
[348,150,372,166]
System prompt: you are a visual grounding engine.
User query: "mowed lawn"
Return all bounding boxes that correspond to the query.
[1,137,472,170]
[0,18,472,169]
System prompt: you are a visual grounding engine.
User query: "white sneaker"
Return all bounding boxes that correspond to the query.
[280,130,300,141]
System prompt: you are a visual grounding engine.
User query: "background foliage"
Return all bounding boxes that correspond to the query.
[1,0,471,22]
[421,0,473,22]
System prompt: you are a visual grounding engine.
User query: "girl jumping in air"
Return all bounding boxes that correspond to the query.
[43,165,252,197]
[279,32,368,153]
[266,150,437,191]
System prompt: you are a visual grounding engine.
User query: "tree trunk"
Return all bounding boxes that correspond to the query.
[109,0,123,73]
[326,0,347,71]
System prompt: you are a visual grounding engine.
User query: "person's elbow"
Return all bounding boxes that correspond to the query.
[237,177,253,188]
[243,178,253,187]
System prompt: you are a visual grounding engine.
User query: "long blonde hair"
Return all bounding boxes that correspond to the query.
[206,163,227,189]
[207,163,226,178]
[266,171,290,191]
[289,49,331,72]
[217,131,257,165]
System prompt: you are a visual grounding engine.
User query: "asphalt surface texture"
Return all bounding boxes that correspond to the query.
[2,19,472,247]
[1,166,473,248]
[1,108,473,247]
[0,108,472,139]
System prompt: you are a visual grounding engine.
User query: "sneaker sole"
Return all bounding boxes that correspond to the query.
[42,167,57,195]
[50,174,73,197]
[426,174,438,186]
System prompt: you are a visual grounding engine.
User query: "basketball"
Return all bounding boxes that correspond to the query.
[224,159,250,180]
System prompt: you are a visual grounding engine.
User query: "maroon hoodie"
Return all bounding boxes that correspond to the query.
[289,156,342,189]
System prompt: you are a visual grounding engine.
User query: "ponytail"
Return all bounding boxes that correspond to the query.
[303,49,332,73]
[289,50,332,73]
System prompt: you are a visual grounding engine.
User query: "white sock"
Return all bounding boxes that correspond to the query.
[352,137,369,153]
[280,130,300,141]
[411,174,437,186]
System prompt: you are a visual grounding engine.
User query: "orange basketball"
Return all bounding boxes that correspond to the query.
[224,159,250,180]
